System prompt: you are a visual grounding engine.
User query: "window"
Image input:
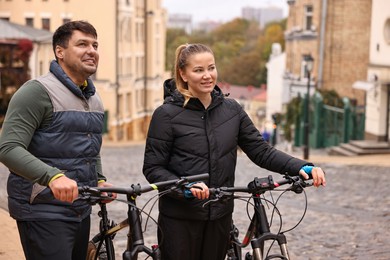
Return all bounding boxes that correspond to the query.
[63,18,71,24]
[42,18,50,30]
[126,93,131,114]
[304,5,313,31]
[384,18,390,44]
[25,17,34,27]
[39,61,43,76]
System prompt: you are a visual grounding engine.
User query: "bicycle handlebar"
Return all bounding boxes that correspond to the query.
[78,173,209,198]
[209,175,312,197]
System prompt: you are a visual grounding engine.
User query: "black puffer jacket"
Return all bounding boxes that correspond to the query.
[143,79,312,221]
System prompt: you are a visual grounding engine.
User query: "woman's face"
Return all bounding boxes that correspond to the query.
[180,52,218,98]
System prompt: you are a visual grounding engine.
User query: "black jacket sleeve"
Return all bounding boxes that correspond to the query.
[237,105,312,176]
[143,105,181,183]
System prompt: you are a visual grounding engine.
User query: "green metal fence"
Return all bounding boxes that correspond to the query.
[294,92,365,148]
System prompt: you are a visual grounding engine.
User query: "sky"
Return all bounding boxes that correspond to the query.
[162,0,289,24]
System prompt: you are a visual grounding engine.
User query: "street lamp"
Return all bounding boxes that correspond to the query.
[303,54,314,160]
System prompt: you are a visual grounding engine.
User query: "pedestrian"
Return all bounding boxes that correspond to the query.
[0,20,115,260]
[142,43,326,260]
[262,129,271,143]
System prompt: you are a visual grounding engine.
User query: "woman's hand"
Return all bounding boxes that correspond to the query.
[98,181,117,203]
[299,166,327,187]
[190,182,210,200]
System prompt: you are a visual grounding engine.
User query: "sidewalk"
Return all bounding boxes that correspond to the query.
[0,208,23,259]
[0,150,389,259]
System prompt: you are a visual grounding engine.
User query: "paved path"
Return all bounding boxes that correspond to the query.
[0,143,389,259]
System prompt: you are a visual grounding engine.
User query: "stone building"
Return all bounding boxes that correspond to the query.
[0,0,167,142]
[284,0,390,143]
[284,0,371,106]
[360,0,390,141]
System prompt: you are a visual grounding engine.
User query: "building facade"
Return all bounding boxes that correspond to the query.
[363,0,390,141]
[0,0,167,142]
[284,0,371,106]
[167,13,192,34]
[265,43,286,123]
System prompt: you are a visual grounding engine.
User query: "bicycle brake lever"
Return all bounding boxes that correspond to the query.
[290,179,313,194]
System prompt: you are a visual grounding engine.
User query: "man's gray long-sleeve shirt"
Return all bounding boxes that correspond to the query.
[0,80,104,186]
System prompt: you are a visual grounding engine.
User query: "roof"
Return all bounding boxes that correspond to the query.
[218,82,266,101]
[0,19,52,42]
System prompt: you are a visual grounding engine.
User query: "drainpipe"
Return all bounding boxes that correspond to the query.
[317,0,327,89]
[115,0,120,141]
[386,84,390,142]
[144,0,148,129]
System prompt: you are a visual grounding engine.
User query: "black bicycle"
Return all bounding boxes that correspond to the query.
[208,174,313,260]
[78,173,209,260]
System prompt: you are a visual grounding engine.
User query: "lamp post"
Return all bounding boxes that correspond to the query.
[303,54,314,160]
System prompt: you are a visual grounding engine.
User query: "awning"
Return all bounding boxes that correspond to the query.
[352,81,375,91]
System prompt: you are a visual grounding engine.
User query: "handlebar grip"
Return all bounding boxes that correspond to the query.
[183,173,209,183]
[208,188,217,195]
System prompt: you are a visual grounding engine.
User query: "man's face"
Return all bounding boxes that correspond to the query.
[55,30,99,85]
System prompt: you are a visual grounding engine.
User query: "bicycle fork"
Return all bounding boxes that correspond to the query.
[250,196,290,260]
[122,195,161,260]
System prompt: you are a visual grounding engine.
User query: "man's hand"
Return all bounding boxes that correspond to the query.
[48,176,78,203]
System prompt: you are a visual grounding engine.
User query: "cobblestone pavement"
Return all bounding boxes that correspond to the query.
[1,144,389,259]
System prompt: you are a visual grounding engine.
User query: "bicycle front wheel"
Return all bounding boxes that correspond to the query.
[86,238,115,260]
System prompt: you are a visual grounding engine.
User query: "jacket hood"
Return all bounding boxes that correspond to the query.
[163,78,225,109]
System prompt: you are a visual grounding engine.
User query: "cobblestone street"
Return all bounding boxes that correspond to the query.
[1,144,389,259]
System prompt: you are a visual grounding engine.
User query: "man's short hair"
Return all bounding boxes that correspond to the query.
[52,20,97,56]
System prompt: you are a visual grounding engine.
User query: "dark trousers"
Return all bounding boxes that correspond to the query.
[17,216,90,260]
[158,213,232,260]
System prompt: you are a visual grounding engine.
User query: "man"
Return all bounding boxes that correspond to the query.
[0,20,114,260]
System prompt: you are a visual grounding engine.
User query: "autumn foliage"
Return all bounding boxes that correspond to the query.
[166,18,286,87]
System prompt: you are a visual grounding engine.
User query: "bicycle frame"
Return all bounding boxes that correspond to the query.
[88,187,162,260]
[80,173,210,260]
[122,191,161,260]
[220,175,310,260]
[89,203,117,260]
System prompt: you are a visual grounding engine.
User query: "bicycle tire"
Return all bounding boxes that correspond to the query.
[86,239,115,260]
[264,255,288,260]
[246,252,288,260]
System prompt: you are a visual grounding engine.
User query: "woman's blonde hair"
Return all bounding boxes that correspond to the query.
[174,43,214,106]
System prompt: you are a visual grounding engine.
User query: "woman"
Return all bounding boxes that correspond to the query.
[143,43,326,260]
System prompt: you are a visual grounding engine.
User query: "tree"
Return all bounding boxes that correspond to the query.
[165,28,190,73]
[165,18,286,87]
[220,51,262,86]
[0,38,33,124]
